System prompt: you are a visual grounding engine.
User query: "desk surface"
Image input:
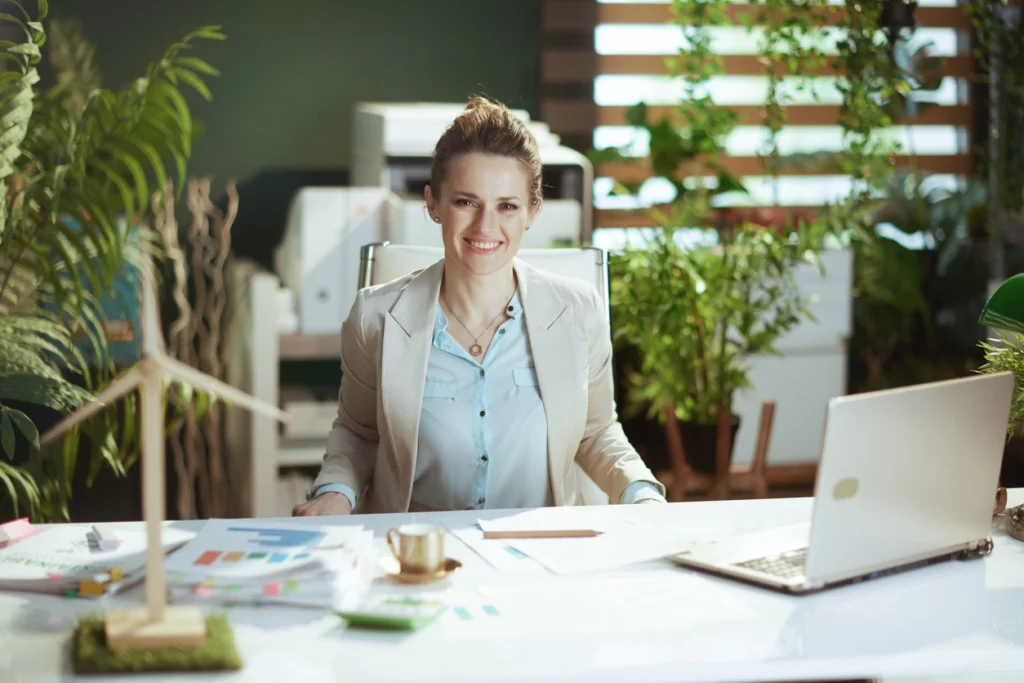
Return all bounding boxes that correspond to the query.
[2,492,1023,683]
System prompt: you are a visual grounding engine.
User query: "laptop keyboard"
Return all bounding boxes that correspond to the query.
[735,548,808,579]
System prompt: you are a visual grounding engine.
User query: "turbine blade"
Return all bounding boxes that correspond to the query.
[40,365,146,445]
[159,357,288,422]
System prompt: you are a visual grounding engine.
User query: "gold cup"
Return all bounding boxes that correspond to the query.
[386,523,446,574]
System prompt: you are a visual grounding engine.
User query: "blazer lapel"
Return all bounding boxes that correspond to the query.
[380,259,444,510]
[517,260,583,506]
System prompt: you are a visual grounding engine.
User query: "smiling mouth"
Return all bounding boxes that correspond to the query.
[464,238,502,251]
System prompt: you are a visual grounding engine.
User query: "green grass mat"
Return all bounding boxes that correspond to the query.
[72,613,243,674]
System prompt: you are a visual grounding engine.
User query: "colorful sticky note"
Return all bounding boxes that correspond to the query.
[108,567,123,582]
[454,607,472,621]
[482,604,499,616]
[0,518,40,547]
[247,552,267,560]
[268,552,288,564]
[47,572,63,582]
[195,585,213,598]
[223,551,245,562]
[263,582,281,597]
[285,579,298,593]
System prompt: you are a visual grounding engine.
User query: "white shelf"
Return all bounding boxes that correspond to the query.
[277,439,327,467]
[225,261,335,518]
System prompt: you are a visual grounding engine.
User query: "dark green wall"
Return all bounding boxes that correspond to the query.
[50,0,542,264]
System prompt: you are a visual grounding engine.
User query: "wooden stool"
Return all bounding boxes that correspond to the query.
[658,401,776,502]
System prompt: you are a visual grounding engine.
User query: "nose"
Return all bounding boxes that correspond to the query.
[473,204,500,235]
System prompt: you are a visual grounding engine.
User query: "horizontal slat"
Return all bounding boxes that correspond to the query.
[597,104,973,127]
[598,205,822,228]
[598,205,860,229]
[598,154,972,180]
[594,4,970,30]
[542,0,597,32]
[543,51,972,83]
[541,100,595,136]
[590,53,973,79]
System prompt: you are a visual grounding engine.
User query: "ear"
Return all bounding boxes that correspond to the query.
[424,185,440,222]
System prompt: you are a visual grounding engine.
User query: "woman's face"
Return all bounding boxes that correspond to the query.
[425,152,535,277]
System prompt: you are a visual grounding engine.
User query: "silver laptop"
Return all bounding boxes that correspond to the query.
[668,371,1015,594]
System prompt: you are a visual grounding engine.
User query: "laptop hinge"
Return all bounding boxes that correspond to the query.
[957,536,994,561]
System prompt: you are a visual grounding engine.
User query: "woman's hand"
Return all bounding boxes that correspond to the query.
[292,492,353,517]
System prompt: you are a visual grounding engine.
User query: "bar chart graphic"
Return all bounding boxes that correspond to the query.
[188,526,323,567]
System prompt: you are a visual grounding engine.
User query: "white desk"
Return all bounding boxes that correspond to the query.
[2,492,1022,683]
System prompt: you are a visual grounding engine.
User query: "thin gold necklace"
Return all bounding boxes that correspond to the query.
[441,292,511,356]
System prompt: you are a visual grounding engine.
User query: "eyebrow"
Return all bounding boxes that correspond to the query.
[452,190,523,202]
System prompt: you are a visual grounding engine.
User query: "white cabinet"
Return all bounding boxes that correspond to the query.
[732,248,854,467]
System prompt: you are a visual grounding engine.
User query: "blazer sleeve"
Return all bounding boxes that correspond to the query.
[310,290,379,503]
[573,285,667,503]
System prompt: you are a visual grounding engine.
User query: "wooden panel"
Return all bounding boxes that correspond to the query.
[595,3,971,30]
[588,53,973,79]
[598,206,820,228]
[544,51,972,83]
[596,104,974,127]
[542,49,596,83]
[542,0,597,32]
[599,154,972,181]
[541,99,595,135]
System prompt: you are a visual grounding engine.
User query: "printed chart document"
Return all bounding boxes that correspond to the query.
[474,509,724,574]
[163,519,375,607]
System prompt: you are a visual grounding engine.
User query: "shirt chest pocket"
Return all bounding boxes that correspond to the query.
[423,379,457,400]
[512,367,540,386]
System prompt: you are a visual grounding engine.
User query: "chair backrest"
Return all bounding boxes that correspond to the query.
[356,241,612,506]
[358,242,610,323]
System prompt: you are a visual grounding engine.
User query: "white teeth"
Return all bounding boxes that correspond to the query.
[468,240,499,249]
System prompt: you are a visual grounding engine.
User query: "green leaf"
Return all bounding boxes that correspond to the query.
[624,102,649,128]
[174,56,220,76]
[6,407,38,449]
[0,410,15,458]
[167,67,212,102]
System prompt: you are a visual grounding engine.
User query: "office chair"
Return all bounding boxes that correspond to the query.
[357,241,612,505]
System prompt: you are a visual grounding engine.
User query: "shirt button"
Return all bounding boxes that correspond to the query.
[499,329,506,334]
[507,306,513,312]
[481,454,489,462]
[477,498,485,505]
[479,410,485,417]
[479,369,485,376]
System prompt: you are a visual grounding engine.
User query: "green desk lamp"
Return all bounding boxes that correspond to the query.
[978,274,1024,543]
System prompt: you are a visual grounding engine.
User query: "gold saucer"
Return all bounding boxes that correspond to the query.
[378,556,462,584]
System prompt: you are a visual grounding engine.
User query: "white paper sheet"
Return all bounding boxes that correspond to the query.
[505,528,698,574]
[474,510,732,574]
[448,527,548,573]
[477,507,612,534]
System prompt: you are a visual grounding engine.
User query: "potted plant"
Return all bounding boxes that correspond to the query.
[0,3,223,520]
[609,181,833,475]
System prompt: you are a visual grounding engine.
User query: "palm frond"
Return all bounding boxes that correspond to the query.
[0,2,225,519]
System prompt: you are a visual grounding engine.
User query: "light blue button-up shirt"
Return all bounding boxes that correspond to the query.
[315,290,663,509]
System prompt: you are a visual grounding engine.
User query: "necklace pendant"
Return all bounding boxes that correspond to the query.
[469,343,483,356]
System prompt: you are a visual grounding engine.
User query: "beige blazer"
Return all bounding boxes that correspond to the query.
[312,257,665,514]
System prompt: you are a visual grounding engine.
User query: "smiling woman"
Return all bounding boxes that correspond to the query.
[292,97,667,516]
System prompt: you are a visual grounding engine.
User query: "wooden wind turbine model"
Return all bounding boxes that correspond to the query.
[41,252,288,651]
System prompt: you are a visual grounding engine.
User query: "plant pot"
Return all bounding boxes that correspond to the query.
[678,416,741,475]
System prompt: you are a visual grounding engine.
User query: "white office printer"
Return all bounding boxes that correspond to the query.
[275,186,390,335]
[352,102,593,249]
